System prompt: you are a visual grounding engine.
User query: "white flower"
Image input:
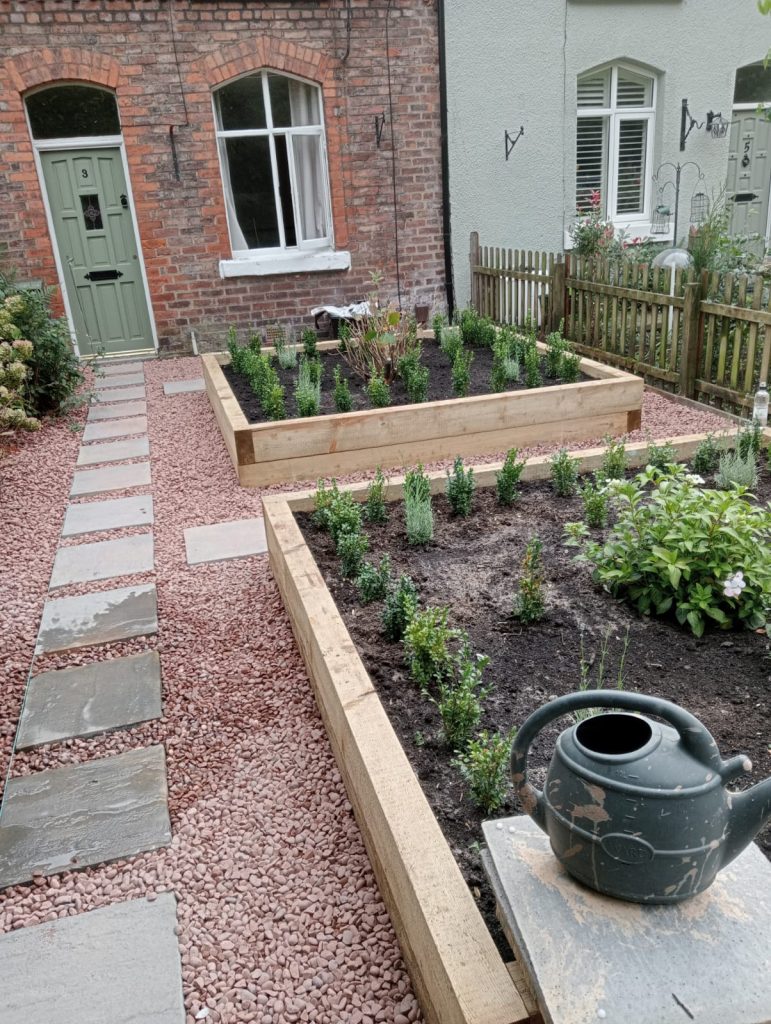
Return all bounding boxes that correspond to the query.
[686,474,705,486]
[723,571,747,598]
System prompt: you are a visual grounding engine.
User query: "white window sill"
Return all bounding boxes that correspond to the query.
[219,250,351,278]
[564,223,674,249]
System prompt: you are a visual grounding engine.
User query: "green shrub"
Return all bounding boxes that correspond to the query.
[364,466,389,524]
[490,358,508,393]
[433,640,490,749]
[337,528,369,578]
[274,333,297,370]
[397,346,421,388]
[403,606,458,691]
[458,307,495,348]
[404,464,434,544]
[560,351,581,383]
[646,438,677,471]
[312,480,363,542]
[549,448,579,497]
[406,363,429,403]
[302,328,318,359]
[248,332,262,353]
[263,381,286,420]
[581,478,609,528]
[523,344,542,388]
[565,465,771,636]
[737,420,763,462]
[432,312,445,341]
[0,339,39,430]
[333,365,352,412]
[367,372,391,408]
[227,325,247,374]
[356,554,392,604]
[295,358,321,417]
[446,456,475,516]
[382,574,419,641]
[496,448,526,506]
[453,728,517,814]
[451,348,473,397]
[692,433,722,476]
[598,435,628,482]
[715,447,758,489]
[545,330,568,379]
[440,325,463,363]
[513,537,546,623]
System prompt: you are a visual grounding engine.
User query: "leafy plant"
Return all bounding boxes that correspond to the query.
[454,728,517,814]
[356,554,392,604]
[406,363,429,403]
[496,448,526,506]
[513,536,546,623]
[598,435,628,482]
[227,325,247,374]
[451,348,473,397]
[382,574,419,641]
[274,332,297,370]
[312,480,362,542]
[566,464,771,636]
[581,477,609,528]
[364,466,389,524]
[404,464,434,544]
[433,640,491,749]
[560,351,581,383]
[337,528,369,578]
[523,344,542,388]
[440,325,463,363]
[572,626,630,722]
[646,438,677,471]
[458,307,496,348]
[302,328,318,359]
[737,420,763,462]
[0,339,39,430]
[397,346,421,388]
[367,372,391,408]
[446,456,475,517]
[333,365,353,412]
[295,358,321,417]
[692,433,722,476]
[403,606,458,691]
[549,448,579,497]
[341,272,417,382]
[716,447,758,489]
[490,358,509,393]
[248,332,262,353]
[264,381,286,420]
[545,329,568,379]
[432,312,445,341]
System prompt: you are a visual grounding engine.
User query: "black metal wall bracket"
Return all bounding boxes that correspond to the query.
[680,99,704,151]
[375,112,387,147]
[505,126,524,160]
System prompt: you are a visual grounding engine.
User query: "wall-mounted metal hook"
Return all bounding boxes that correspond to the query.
[505,127,524,161]
[680,99,704,151]
[375,112,387,148]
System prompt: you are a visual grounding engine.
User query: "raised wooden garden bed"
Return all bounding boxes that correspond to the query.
[202,339,643,487]
[263,434,736,1024]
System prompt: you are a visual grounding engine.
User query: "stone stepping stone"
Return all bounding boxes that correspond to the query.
[184,516,267,565]
[50,533,154,589]
[88,400,147,421]
[0,746,171,888]
[36,583,158,655]
[100,360,145,376]
[16,651,162,750]
[95,384,146,403]
[97,372,145,388]
[0,893,185,1024]
[82,415,147,442]
[71,461,151,497]
[77,436,150,467]
[62,494,154,537]
[163,378,205,395]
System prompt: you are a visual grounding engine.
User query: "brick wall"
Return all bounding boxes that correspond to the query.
[0,0,445,353]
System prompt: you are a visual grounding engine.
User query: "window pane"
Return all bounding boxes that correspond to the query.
[616,68,653,107]
[291,133,329,242]
[217,75,267,131]
[221,137,279,249]
[577,70,610,108]
[274,136,297,247]
[615,119,648,215]
[268,74,321,128]
[26,86,120,139]
[576,116,608,212]
[735,62,771,104]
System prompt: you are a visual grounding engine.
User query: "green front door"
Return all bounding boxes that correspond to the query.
[41,147,154,356]
[727,111,771,245]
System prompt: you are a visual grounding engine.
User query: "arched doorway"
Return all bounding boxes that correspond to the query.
[26,84,156,357]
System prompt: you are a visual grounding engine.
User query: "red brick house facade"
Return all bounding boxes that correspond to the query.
[0,0,445,355]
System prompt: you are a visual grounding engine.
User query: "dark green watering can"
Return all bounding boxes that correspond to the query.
[510,691,771,903]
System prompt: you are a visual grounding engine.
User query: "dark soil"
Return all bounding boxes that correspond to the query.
[223,340,589,424]
[297,472,771,957]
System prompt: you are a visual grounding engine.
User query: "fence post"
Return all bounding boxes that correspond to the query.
[679,279,702,399]
[551,255,566,333]
[469,231,479,313]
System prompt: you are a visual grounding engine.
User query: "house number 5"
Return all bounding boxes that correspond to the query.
[741,140,751,168]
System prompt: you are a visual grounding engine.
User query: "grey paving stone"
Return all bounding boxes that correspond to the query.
[88,399,147,421]
[36,583,158,655]
[62,494,154,537]
[100,360,145,376]
[77,436,150,466]
[96,372,145,388]
[70,461,151,497]
[0,746,171,888]
[50,533,154,589]
[94,384,146,403]
[17,651,162,750]
[184,516,267,565]
[0,893,184,1024]
[82,415,147,442]
[483,816,771,1024]
[163,377,205,395]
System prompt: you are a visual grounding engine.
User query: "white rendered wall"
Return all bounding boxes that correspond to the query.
[445,0,768,306]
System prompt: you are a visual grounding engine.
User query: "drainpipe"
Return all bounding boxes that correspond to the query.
[437,0,455,317]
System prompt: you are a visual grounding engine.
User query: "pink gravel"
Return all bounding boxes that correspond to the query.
[0,357,740,1024]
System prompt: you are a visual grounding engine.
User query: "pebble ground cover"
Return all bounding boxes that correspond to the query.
[0,357,741,1023]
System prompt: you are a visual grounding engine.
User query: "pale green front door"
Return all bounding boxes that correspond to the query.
[727,110,771,245]
[41,147,154,356]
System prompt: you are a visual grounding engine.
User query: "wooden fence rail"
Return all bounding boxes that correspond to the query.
[469,231,771,414]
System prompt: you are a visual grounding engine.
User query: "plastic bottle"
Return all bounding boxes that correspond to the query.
[753,382,769,427]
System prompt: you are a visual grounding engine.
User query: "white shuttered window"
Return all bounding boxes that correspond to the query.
[576,65,655,223]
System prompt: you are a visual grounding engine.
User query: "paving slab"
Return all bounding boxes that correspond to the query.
[163,377,205,395]
[100,359,145,376]
[0,893,184,1024]
[82,415,148,442]
[184,516,267,565]
[95,372,145,388]
[0,746,171,888]
[483,816,771,1024]
[87,399,147,421]
[62,494,154,536]
[76,435,150,466]
[94,384,146,403]
[70,461,151,497]
[17,651,162,750]
[50,533,154,589]
[36,583,158,655]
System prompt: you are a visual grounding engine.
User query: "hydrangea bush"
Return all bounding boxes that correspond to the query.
[0,295,39,431]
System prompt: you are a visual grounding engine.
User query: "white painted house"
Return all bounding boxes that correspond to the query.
[442,0,770,305]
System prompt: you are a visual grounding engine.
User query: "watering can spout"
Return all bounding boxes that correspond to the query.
[724,774,771,867]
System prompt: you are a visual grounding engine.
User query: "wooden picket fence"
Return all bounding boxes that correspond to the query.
[469,231,771,414]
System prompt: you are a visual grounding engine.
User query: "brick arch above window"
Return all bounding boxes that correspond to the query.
[4,47,122,94]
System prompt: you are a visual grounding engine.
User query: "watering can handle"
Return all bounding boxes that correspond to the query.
[510,690,726,831]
